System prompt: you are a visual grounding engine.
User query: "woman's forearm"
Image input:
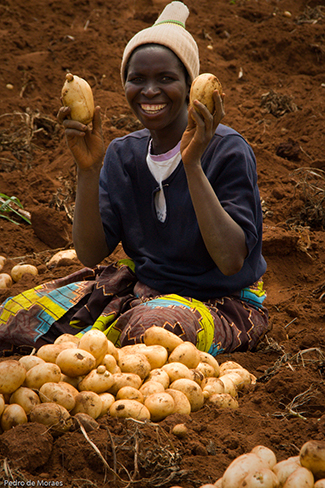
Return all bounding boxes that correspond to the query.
[72,167,109,267]
[184,163,247,276]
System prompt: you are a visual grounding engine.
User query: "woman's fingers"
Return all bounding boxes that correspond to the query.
[57,106,89,133]
[212,91,226,122]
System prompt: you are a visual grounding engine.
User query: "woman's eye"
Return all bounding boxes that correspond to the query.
[127,76,143,83]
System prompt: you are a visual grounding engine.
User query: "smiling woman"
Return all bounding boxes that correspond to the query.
[124,45,190,153]
[0,1,269,358]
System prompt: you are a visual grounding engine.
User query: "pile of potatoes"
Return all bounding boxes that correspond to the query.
[0,250,78,289]
[0,326,256,434]
[170,440,325,487]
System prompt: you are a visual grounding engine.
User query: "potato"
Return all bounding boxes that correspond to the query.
[168,341,201,369]
[0,394,5,416]
[165,388,191,416]
[239,467,279,488]
[146,368,170,389]
[214,478,223,488]
[198,351,220,377]
[220,371,246,392]
[78,329,109,366]
[72,412,99,432]
[315,480,325,488]
[273,456,301,486]
[116,386,144,403]
[283,466,314,488]
[206,393,238,409]
[162,362,192,382]
[109,399,150,421]
[37,341,78,363]
[169,378,204,412]
[29,402,73,434]
[108,373,143,396]
[198,486,217,488]
[1,404,28,431]
[39,382,77,411]
[0,255,6,271]
[0,273,12,289]
[201,377,225,399]
[11,264,38,282]
[222,452,269,488]
[144,392,175,421]
[251,445,277,469]
[300,440,325,480]
[0,360,26,394]
[98,392,115,417]
[118,344,147,355]
[220,368,253,389]
[71,391,102,419]
[188,369,204,386]
[54,333,80,345]
[107,340,119,361]
[219,360,245,375]
[61,73,95,125]
[24,362,61,389]
[118,352,151,380]
[121,344,168,370]
[46,249,78,268]
[143,325,183,353]
[78,368,115,394]
[60,374,83,389]
[189,72,223,114]
[19,355,45,371]
[56,348,96,377]
[101,354,120,374]
[144,345,169,369]
[10,386,40,414]
[171,423,188,438]
[139,381,165,401]
[196,362,215,378]
[218,375,237,398]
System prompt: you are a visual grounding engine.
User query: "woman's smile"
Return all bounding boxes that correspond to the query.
[140,103,167,115]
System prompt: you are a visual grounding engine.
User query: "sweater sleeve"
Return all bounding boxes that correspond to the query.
[204,131,262,257]
[98,141,124,254]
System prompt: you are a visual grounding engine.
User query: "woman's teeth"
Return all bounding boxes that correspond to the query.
[141,104,166,114]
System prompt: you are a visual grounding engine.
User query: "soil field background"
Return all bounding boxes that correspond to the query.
[1,0,325,486]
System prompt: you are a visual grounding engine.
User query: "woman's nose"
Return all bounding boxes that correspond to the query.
[141,82,160,97]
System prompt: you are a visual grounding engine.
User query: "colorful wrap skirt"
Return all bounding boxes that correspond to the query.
[0,260,270,357]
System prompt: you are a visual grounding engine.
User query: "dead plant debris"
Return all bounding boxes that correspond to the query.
[296,6,325,25]
[258,347,325,384]
[260,90,298,118]
[0,110,59,168]
[287,167,325,229]
[275,385,321,421]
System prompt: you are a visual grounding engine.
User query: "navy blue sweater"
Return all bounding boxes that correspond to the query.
[99,124,266,300]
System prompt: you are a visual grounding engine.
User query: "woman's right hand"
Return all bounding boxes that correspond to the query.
[57,105,105,171]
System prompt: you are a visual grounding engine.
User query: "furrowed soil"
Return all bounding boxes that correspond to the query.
[1,0,325,487]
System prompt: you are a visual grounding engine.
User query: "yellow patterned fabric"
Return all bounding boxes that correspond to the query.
[0,262,269,357]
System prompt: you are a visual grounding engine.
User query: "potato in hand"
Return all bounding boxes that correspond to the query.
[61,73,95,124]
[189,72,223,114]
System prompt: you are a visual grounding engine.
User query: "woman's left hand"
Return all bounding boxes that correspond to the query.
[180,90,225,166]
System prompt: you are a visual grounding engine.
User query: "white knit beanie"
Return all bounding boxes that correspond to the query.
[120,1,200,86]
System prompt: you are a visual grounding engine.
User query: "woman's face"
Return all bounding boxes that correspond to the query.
[124,45,190,136]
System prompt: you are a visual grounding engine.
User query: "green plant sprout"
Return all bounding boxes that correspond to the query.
[0,193,31,225]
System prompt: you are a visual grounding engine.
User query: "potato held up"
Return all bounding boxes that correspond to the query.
[61,73,95,124]
[189,72,223,114]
